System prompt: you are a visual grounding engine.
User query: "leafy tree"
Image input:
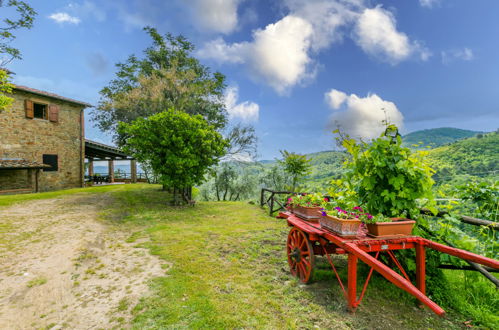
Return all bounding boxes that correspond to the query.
[260,164,290,192]
[208,163,257,201]
[1,0,36,66]
[339,124,436,218]
[94,26,255,156]
[0,69,13,111]
[118,108,228,204]
[278,150,311,192]
[0,0,37,111]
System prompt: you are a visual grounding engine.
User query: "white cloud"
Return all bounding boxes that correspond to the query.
[325,89,347,109]
[354,6,430,64]
[325,89,404,140]
[441,48,474,65]
[419,0,440,8]
[249,16,314,94]
[186,0,240,34]
[200,1,430,93]
[283,0,362,51]
[225,86,259,122]
[197,38,247,64]
[200,15,314,94]
[48,12,81,25]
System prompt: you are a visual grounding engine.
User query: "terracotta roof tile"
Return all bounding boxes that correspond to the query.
[13,85,92,107]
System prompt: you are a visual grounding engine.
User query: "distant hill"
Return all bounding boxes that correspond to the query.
[402,127,481,149]
[426,131,499,184]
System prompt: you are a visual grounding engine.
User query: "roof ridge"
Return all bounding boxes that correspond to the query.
[13,84,92,107]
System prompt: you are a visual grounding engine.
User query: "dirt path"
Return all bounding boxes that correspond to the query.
[0,193,166,329]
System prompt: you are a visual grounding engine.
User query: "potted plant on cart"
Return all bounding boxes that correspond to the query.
[288,193,324,222]
[361,213,416,237]
[318,204,362,237]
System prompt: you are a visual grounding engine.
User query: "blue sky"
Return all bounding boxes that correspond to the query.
[4,0,499,160]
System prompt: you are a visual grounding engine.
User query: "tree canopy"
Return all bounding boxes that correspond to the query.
[94,27,256,158]
[118,108,228,202]
[278,150,312,192]
[94,27,227,138]
[1,0,36,67]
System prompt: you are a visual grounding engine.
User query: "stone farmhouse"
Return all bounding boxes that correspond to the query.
[0,85,137,194]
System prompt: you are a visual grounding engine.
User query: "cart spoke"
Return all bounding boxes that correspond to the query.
[287,227,315,284]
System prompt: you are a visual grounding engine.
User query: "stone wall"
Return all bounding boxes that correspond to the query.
[0,169,30,191]
[0,90,85,191]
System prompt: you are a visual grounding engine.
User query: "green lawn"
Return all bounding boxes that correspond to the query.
[0,185,468,328]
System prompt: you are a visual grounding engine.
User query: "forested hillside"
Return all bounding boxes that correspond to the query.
[199,128,497,200]
[426,131,498,185]
[301,130,498,187]
[402,127,481,149]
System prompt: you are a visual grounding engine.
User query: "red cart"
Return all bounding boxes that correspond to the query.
[279,212,499,316]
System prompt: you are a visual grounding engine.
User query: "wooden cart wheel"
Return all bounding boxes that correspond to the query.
[287,227,315,283]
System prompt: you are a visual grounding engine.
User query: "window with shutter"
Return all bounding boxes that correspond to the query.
[49,104,59,122]
[25,100,34,118]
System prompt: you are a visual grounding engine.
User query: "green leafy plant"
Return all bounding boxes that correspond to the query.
[362,213,391,224]
[278,150,311,192]
[287,193,324,208]
[337,124,436,218]
[0,69,13,112]
[1,0,37,67]
[456,180,498,220]
[118,108,228,204]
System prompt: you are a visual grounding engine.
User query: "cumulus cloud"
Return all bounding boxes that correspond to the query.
[225,86,260,122]
[200,15,314,94]
[200,1,429,93]
[325,89,348,109]
[325,89,404,140]
[248,16,314,93]
[441,48,474,65]
[354,6,430,64]
[284,0,361,51]
[186,0,240,34]
[48,12,81,25]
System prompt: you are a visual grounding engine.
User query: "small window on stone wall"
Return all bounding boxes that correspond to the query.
[43,154,58,172]
[33,103,48,119]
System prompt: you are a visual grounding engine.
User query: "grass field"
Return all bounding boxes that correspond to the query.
[0,185,471,328]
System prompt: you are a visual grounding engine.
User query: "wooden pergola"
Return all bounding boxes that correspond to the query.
[84,139,137,183]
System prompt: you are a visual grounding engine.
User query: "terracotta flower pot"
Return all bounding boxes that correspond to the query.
[366,218,415,237]
[292,205,321,222]
[319,213,361,237]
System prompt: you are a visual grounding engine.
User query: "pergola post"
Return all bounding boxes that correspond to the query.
[108,159,114,183]
[131,159,137,183]
[35,169,40,193]
[27,169,33,192]
[88,157,94,176]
